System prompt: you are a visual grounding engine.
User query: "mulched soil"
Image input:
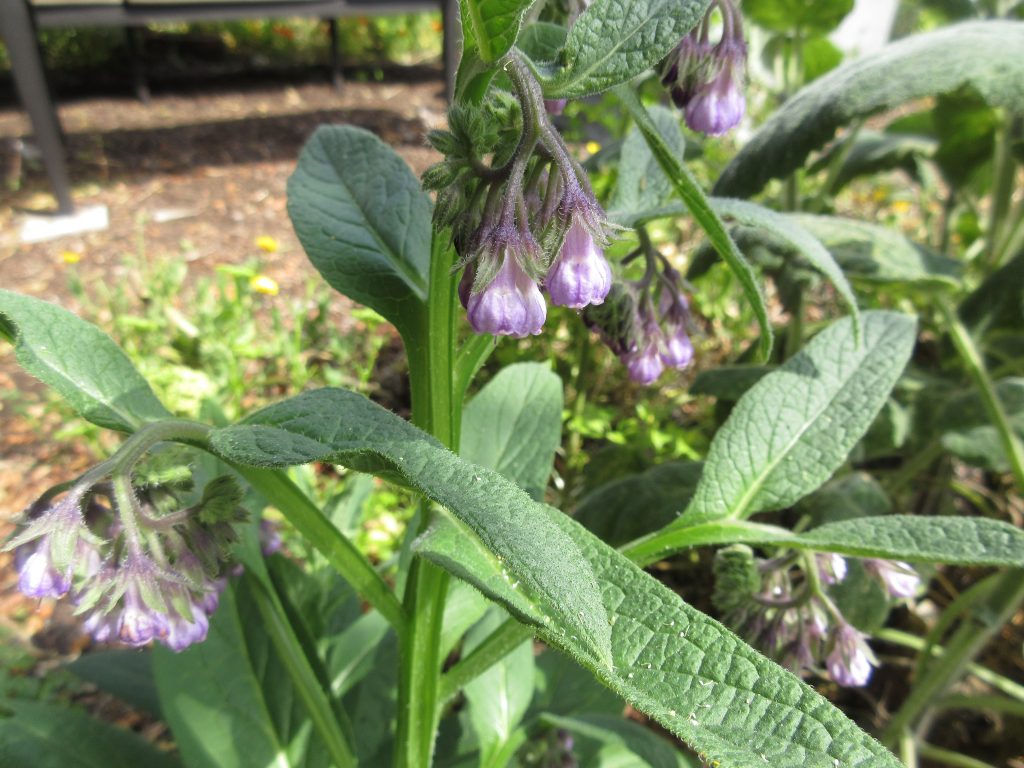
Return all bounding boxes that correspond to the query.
[0,67,445,648]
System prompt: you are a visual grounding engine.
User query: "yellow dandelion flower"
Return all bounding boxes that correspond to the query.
[891,200,912,215]
[255,235,279,253]
[249,274,280,296]
[60,250,82,264]
[585,141,602,155]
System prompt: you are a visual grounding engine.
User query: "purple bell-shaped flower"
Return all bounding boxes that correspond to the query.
[468,248,547,337]
[547,218,613,310]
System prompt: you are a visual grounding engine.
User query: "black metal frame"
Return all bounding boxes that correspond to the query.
[0,0,460,214]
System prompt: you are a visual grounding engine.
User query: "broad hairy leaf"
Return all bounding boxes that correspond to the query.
[543,0,710,98]
[287,126,432,336]
[210,388,613,668]
[629,516,1024,569]
[434,505,903,768]
[791,214,962,288]
[460,362,563,499]
[463,609,535,765]
[715,21,1024,198]
[67,650,161,718]
[691,365,774,402]
[808,130,937,194]
[0,698,180,768]
[938,378,1024,473]
[517,21,568,63]
[153,579,334,768]
[609,106,686,227]
[795,472,891,527]
[683,312,916,521]
[710,198,860,326]
[0,289,170,431]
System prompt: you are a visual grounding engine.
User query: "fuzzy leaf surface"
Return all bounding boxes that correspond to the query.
[684,312,916,521]
[609,106,686,226]
[461,0,537,63]
[715,21,1024,197]
[0,289,170,431]
[544,0,710,98]
[210,388,612,668]
[287,126,432,335]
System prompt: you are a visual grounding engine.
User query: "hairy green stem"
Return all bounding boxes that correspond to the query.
[987,112,1016,268]
[941,301,1024,489]
[439,618,534,705]
[396,232,460,768]
[917,744,998,768]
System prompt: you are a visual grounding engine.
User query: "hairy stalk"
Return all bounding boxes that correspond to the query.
[396,233,460,768]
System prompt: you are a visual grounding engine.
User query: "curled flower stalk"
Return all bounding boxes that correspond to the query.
[5,420,248,653]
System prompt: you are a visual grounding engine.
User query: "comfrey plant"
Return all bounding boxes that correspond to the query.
[3,3,1024,768]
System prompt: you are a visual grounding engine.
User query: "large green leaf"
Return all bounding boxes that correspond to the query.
[715,21,1024,198]
[67,650,161,718]
[211,390,900,767]
[460,362,563,499]
[0,698,180,768]
[939,378,1024,473]
[0,290,170,431]
[609,106,686,227]
[791,215,962,288]
[431,505,903,768]
[153,581,333,768]
[627,515,1024,568]
[210,388,613,668]
[808,130,937,194]
[683,312,916,521]
[463,609,535,765]
[287,126,432,336]
[543,0,710,98]
[710,198,860,326]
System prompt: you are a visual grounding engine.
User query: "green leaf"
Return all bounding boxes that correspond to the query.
[0,289,170,431]
[462,0,537,63]
[67,650,161,718]
[938,378,1024,473]
[626,515,1024,569]
[540,713,698,768]
[544,0,710,98]
[460,362,564,499]
[287,126,432,336]
[153,582,334,768]
[715,21,1024,198]
[609,106,686,227]
[744,0,853,34]
[791,214,962,288]
[463,609,535,764]
[616,86,773,360]
[809,130,937,194]
[0,698,180,768]
[448,506,903,768]
[691,366,774,401]
[210,388,613,669]
[575,462,703,546]
[683,312,916,521]
[710,198,860,327]
[795,472,892,527]
[517,22,568,63]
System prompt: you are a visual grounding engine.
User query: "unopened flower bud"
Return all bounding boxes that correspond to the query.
[685,40,747,136]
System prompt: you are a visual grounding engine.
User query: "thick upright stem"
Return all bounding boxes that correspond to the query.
[395,233,460,768]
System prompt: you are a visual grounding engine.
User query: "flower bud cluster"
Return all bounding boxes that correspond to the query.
[713,546,921,687]
[7,445,249,653]
[426,53,614,339]
[584,258,695,385]
[661,0,747,136]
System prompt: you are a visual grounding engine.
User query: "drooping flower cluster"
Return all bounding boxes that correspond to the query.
[584,259,695,385]
[713,545,921,687]
[6,442,250,653]
[426,52,614,339]
[661,0,747,136]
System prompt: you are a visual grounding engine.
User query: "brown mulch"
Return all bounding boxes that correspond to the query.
[0,69,446,649]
